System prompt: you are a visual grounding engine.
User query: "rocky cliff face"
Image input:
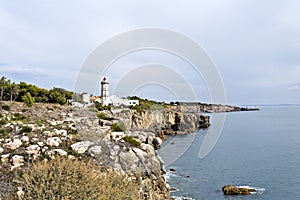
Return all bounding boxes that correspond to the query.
[0,102,172,199]
[113,109,209,137]
[0,102,210,199]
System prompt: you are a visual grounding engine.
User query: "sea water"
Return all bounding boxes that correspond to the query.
[158,106,300,199]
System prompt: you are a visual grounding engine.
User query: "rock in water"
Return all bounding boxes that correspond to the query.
[222,185,256,195]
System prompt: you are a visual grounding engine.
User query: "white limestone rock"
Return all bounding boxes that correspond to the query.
[46,137,62,147]
[1,154,10,163]
[21,135,30,142]
[88,146,102,157]
[48,149,68,158]
[54,129,68,136]
[11,155,24,170]
[71,141,93,154]
[43,130,54,137]
[3,138,23,150]
[26,145,40,159]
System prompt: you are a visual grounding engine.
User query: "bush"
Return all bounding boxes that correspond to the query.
[95,102,111,111]
[14,158,140,199]
[20,126,32,133]
[22,92,35,107]
[13,113,27,121]
[111,122,126,132]
[123,135,141,147]
[97,113,114,121]
[0,119,8,126]
[1,105,10,111]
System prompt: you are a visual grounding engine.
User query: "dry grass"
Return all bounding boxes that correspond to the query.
[13,158,140,200]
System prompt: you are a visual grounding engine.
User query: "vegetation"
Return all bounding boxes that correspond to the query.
[1,104,10,111]
[12,113,27,121]
[0,76,73,105]
[22,92,35,107]
[94,102,111,111]
[123,135,141,148]
[13,158,140,199]
[111,122,126,132]
[20,126,32,133]
[97,113,114,121]
[128,96,165,112]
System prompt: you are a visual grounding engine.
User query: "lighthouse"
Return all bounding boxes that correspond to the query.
[101,77,110,106]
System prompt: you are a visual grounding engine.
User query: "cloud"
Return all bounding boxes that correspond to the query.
[289,83,300,91]
[0,64,47,81]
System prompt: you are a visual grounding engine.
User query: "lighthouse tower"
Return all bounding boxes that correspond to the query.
[101,77,110,106]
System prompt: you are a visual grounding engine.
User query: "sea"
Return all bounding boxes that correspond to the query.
[158,106,300,200]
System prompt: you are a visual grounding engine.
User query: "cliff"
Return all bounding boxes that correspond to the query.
[0,102,209,199]
[113,109,210,138]
[0,102,171,199]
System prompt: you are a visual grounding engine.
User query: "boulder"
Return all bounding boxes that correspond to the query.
[1,154,10,162]
[21,135,30,142]
[46,137,62,147]
[88,145,102,157]
[222,185,256,195]
[3,138,23,150]
[54,129,68,136]
[71,141,93,154]
[48,149,68,157]
[26,145,40,159]
[152,137,162,149]
[11,155,24,170]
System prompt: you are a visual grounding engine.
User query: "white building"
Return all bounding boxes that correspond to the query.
[99,77,139,107]
[101,77,111,106]
[81,93,91,104]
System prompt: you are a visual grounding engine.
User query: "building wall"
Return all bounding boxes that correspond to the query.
[81,93,90,104]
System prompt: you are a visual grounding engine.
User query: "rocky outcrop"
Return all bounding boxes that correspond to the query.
[0,102,171,200]
[113,109,210,138]
[222,185,256,195]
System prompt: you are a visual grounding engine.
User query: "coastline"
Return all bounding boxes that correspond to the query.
[0,101,258,199]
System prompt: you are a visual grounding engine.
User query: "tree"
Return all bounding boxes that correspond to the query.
[49,90,66,105]
[22,92,35,107]
[9,82,19,102]
[0,76,7,101]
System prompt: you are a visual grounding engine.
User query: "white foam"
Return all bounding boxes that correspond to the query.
[171,196,195,200]
[236,185,266,194]
[164,171,178,181]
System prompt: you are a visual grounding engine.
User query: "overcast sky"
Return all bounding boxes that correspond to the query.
[0,0,300,105]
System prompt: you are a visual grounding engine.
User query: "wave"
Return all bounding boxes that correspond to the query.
[164,170,179,181]
[171,196,195,200]
[236,185,266,194]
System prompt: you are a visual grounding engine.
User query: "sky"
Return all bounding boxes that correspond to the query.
[0,0,300,105]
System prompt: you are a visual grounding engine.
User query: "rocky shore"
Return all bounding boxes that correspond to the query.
[0,102,210,199]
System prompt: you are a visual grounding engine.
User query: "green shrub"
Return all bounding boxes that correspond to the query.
[22,92,35,107]
[1,105,10,111]
[35,119,46,126]
[97,113,114,121]
[0,119,7,126]
[20,126,32,133]
[13,158,140,199]
[0,128,4,134]
[95,102,111,111]
[123,135,141,147]
[130,105,144,112]
[0,113,3,118]
[111,122,126,132]
[13,113,27,121]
